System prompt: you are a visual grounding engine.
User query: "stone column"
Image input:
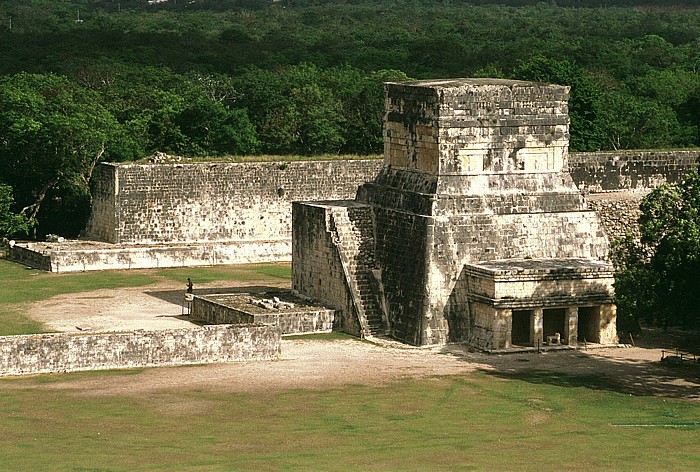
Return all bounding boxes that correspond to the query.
[598,304,618,344]
[495,308,512,349]
[532,308,543,348]
[564,307,578,345]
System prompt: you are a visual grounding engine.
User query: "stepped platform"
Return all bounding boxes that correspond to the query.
[8,239,290,273]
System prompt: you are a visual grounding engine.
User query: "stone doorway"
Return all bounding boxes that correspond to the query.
[578,306,601,343]
[511,310,533,347]
[543,308,567,345]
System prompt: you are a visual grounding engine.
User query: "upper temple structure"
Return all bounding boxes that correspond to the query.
[292,78,618,349]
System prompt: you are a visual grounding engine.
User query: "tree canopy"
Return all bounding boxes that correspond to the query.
[611,173,700,333]
[0,0,698,236]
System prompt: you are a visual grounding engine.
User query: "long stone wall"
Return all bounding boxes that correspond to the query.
[570,150,699,192]
[12,240,291,273]
[0,324,280,377]
[9,151,699,272]
[84,150,698,247]
[83,160,383,245]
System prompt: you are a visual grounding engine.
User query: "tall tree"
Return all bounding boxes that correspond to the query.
[0,73,119,236]
[0,184,34,239]
[611,173,700,332]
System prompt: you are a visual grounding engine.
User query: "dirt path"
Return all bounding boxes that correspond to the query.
[25,279,699,401]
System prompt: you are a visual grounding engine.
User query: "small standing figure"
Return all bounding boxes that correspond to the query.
[186,277,193,294]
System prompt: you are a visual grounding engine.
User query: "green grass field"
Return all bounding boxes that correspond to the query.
[0,257,291,336]
[0,257,698,470]
[0,369,698,470]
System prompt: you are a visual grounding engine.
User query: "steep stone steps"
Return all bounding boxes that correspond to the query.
[329,204,385,336]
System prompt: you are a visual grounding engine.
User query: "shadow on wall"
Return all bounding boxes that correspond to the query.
[443,264,616,348]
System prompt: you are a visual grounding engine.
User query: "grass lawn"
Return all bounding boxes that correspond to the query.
[0,368,698,471]
[0,258,697,470]
[0,256,291,336]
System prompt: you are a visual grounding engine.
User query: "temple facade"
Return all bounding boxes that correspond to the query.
[292,78,617,349]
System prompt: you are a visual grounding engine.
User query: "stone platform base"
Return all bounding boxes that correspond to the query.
[191,291,335,335]
[8,239,291,272]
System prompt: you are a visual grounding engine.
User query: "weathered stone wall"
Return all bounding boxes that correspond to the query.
[291,202,356,333]
[372,208,431,345]
[81,150,698,250]
[464,260,615,308]
[83,164,117,242]
[6,245,52,271]
[191,295,334,335]
[570,150,699,192]
[11,240,291,273]
[586,191,649,243]
[0,324,280,377]
[384,79,569,176]
[83,160,383,245]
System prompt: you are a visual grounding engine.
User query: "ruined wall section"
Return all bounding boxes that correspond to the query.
[191,295,334,335]
[83,160,382,245]
[0,324,280,377]
[372,208,431,345]
[587,192,648,243]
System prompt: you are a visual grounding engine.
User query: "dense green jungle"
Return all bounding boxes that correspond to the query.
[0,0,698,238]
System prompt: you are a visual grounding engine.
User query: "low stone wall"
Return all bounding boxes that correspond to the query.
[0,324,280,377]
[6,245,52,271]
[191,293,335,335]
[9,240,290,273]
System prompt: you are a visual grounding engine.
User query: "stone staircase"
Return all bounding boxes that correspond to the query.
[329,204,385,336]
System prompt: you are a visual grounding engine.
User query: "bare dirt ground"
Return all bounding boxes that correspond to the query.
[25,279,699,401]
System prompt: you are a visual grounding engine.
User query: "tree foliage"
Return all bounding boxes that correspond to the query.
[0,73,119,236]
[611,173,700,332]
[0,184,34,239]
[0,0,698,235]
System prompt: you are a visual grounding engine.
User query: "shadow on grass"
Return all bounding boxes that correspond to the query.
[483,360,699,400]
[441,329,700,401]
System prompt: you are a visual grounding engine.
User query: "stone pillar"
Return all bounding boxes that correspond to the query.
[494,308,512,349]
[565,307,578,345]
[598,304,618,344]
[532,308,544,348]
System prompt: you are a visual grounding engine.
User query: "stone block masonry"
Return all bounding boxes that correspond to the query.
[0,324,280,377]
[8,147,698,272]
[84,160,383,245]
[292,201,365,336]
[191,292,335,335]
[294,78,622,348]
[570,150,699,192]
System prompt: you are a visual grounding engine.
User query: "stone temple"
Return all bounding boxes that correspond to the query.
[292,78,618,349]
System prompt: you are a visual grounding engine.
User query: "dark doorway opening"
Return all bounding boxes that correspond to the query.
[511,310,532,346]
[578,306,600,343]
[543,308,566,344]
